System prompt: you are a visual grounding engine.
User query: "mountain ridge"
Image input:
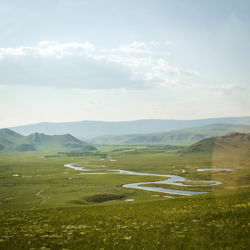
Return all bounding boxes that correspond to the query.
[9,116,250,139]
[90,124,250,145]
[0,129,96,152]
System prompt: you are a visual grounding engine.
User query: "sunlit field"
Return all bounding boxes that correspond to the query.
[0,145,249,249]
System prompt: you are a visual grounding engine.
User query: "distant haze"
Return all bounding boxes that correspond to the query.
[10,116,250,140]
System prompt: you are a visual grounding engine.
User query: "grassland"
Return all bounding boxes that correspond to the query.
[0,144,249,249]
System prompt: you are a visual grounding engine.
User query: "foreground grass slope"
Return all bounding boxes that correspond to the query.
[0,188,249,249]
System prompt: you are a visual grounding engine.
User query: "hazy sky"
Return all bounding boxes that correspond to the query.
[0,0,250,128]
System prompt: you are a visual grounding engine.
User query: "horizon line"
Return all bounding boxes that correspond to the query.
[6,114,250,129]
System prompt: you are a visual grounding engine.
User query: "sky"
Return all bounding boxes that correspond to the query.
[0,0,250,128]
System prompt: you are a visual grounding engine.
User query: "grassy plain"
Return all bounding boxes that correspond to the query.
[0,145,249,249]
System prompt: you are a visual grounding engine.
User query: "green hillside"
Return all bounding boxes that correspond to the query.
[0,129,96,152]
[185,132,250,154]
[90,124,250,145]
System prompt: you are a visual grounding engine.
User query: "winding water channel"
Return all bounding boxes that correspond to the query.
[64,163,231,196]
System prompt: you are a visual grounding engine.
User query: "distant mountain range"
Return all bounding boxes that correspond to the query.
[10,116,250,139]
[91,124,250,145]
[185,132,250,154]
[0,129,96,152]
[1,127,250,154]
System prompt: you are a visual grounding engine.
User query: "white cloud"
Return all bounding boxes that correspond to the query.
[112,41,152,54]
[90,53,198,88]
[0,41,95,59]
[0,41,198,89]
[185,82,244,94]
[37,41,95,57]
[208,83,241,91]
[164,41,173,45]
[150,41,160,47]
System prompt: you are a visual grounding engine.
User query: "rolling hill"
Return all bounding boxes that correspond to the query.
[0,128,96,152]
[10,116,250,139]
[185,132,250,153]
[90,124,250,145]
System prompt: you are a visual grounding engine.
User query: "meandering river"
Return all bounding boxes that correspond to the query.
[64,162,232,196]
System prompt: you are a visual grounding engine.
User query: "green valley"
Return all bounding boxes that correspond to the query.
[0,131,249,249]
